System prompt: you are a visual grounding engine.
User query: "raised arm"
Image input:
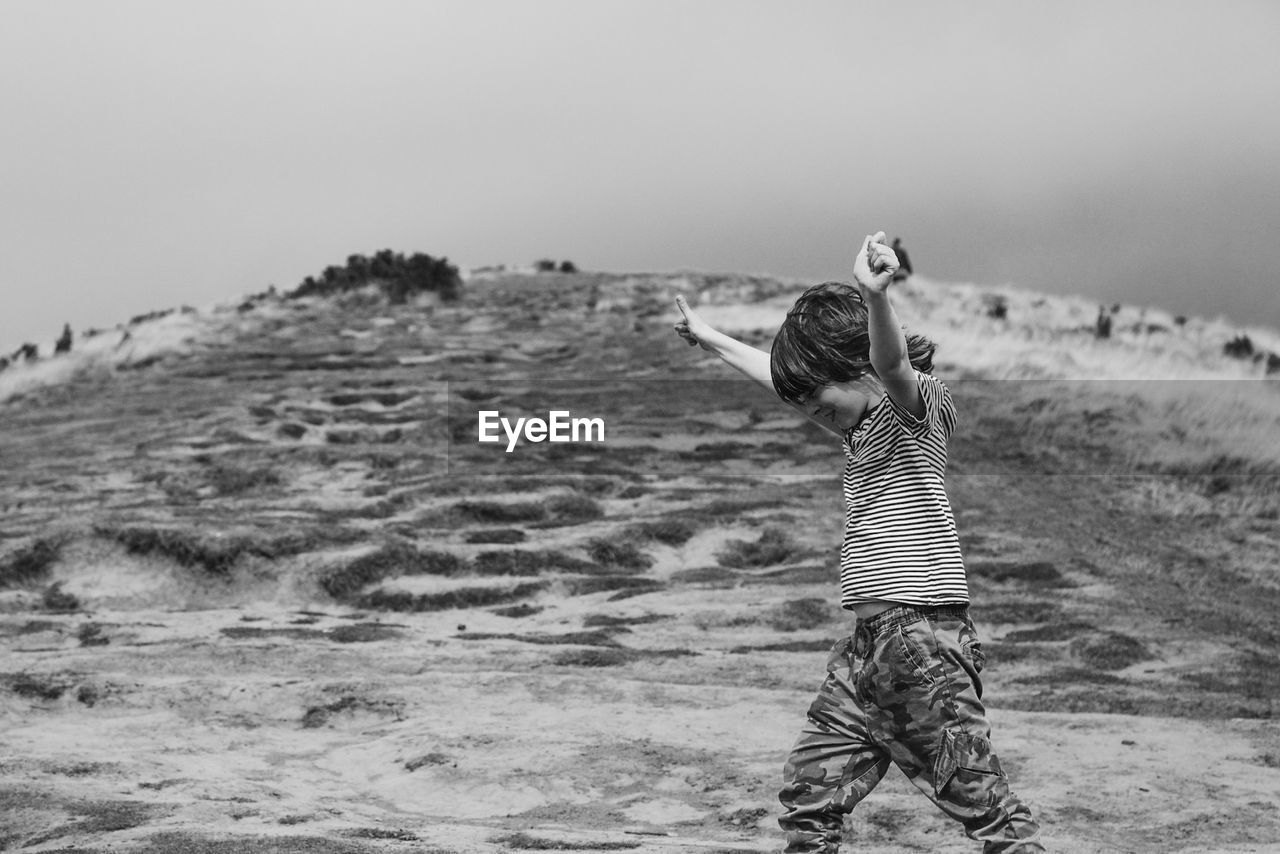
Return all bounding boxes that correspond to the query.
[853,231,925,421]
[673,295,774,392]
[674,294,846,436]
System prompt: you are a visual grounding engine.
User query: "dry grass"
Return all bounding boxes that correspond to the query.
[966,560,1067,586]
[472,549,594,576]
[93,524,261,575]
[624,519,697,546]
[357,582,548,612]
[456,630,620,647]
[584,538,652,570]
[1002,621,1095,642]
[0,535,68,588]
[204,461,283,495]
[716,527,808,568]
[321,541,463,598]
[971,600,1063,625]
[670,566,741,585]
[1071,632,1150,670]
[565,576,664,598]
[540,493,605,525]
[492,830,639,849]
[464,528,527,544]
[452,500,547,524]
[730,639,833,654]
[89,521,364,580]
[768,597,840,632]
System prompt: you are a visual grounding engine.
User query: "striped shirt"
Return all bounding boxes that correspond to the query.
[838,369,969,609]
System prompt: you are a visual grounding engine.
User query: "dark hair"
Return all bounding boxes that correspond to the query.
[769,282,936,404]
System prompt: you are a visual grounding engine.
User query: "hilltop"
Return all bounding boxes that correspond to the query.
[1,267,1279,853]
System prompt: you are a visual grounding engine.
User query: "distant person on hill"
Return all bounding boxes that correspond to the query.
[890,237,912,282]
[55,323,73,355]
[674,232,1043,853]
[1095,305,1112,339]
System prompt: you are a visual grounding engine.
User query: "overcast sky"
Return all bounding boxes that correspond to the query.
[3,0,1278,352]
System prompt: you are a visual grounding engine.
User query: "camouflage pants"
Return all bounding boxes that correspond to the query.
[778,604,1044,853]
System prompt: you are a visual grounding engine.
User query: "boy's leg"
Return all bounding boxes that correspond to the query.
[870,609,1044,853]
[778,634,891,854]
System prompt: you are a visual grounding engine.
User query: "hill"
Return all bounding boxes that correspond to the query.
[1,269,1279,853]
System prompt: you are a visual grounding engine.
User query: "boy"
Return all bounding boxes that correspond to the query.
[674,232,1044,853]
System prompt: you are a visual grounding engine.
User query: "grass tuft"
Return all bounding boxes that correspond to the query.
[585,539,653,570]
[542,493,605,525]
[454,500,547,524]
[1002,620,1095,642]
[492,830,640,849]
[204,461,283,495]
[966,560,1067,586]
[625,519,696,546]
[550,648,638,668]
[492,603,543,618]
[0,535,68,588]
[321,541,464,599]
[768,597,839,632]
[730,639,835,653]
[5,671,76,700]
[358,582,547,612]
[717,527,807,568]
[455,630,620,647]
[473,549,594,576]
[971,600,1063,625]
[583,613,666,627]
[1071,632,1150,670]
[670,566,741,585]
[1012,666,1129,686]
[95,522,365,578]
[567,576,665,598]
[327,623,405,643]
[94,525,251,575]
[982,641,1055,664]
[465,528,526,544]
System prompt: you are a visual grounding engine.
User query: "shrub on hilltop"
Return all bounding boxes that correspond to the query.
[534,258,577,273]
[289,249,462,304]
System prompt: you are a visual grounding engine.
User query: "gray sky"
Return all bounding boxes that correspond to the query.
[3,0,1279,352]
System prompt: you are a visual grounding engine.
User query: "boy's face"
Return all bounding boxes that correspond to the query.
[802,378,881,431]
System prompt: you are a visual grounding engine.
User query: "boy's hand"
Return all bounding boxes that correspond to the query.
[674,294,714,350]
[852,230,900,294]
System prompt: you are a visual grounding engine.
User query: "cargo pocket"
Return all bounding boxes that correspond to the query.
[932,728,1009,809]
[963,638,986,674]
[825,635,854,673]
[893,625,932,685]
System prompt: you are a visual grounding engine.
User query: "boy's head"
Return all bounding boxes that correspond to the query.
[769,282,935,405]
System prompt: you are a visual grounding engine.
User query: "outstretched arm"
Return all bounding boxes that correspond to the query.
[673,295,845,436]
[673,295,775,392]
[853,231,925,421]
